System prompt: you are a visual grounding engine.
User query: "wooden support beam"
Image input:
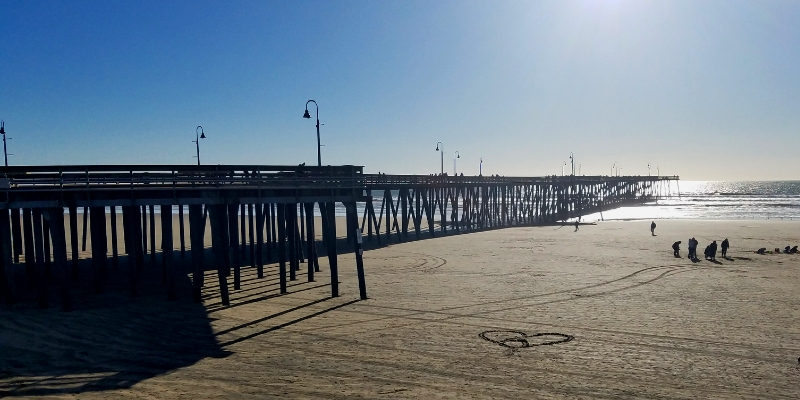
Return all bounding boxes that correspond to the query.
[277,203,287,294]
[189,204,205,302]
[81,206,89,252]
[325,201,339,298]
[43,208,71,311]
[248,204,255,270]
[304,202,318,278]
[0,210,14,304]
[149,204,156,264]
[161,205,176,300]
[346,202,368,300]
[122,206,141,296]
[255,203,264,278]
[227,203,241,291]
[110,206,119,269]
[32,209,47,308]
[287,203,298,280]
[43,218,52,278]
[141,205,148,259]
[68,206,79,277]
[179,205,186,257]
[240,204,247,258]
[210,204,230,306]
[89,206,108,293]
[11,209,21,264]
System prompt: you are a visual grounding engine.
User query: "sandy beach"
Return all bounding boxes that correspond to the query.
[2,218,800,398]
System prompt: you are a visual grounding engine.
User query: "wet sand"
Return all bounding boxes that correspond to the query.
[2,219,800,398]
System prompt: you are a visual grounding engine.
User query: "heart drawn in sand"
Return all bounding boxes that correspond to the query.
[479,330,573,349]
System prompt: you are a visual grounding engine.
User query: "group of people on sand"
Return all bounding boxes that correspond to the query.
[672,238,729,261]
[756,245,799,255]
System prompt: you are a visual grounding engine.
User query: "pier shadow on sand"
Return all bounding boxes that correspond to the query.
[0,252,233,397]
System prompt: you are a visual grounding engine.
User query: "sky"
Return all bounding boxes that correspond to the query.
[1,0,799,180]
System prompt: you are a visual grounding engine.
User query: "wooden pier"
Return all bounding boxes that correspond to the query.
[0,165,677,311]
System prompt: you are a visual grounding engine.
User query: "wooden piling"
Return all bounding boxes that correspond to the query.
[227,204,241,291]
[149,204,156,264]
[110,206,119,269]
[346,202,368,300]
[304,202,318,276]
[211,205,230,306]
[81,206,89,252]
[22,208,34,280]
[178,205,186,257]
[255,203,264,278]
[11,209,21,264]
[89,206,107,293]
[239,204,246,258]
[0,210,14,304]
[325,201,339,298]
[44,208,71,311]
[248,204,255,270]
[277,203,287,294]
[32,209,47,308]
[189,204,204,303]
[287,203,298,280]
[68,206,79,277]
[161,204,176,300]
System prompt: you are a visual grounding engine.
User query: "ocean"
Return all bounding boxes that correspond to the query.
[142,180,800,222]
[584,180,800,222]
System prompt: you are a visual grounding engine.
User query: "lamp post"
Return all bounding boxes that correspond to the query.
[193,126,206,165]
[479,157,483,176]
[611,162,616,177]
[0,120,8,167]
[648,163,651,176]
[579,164,581,175]
[657,166,660,176]
[303,100,321,167]
[435,141,443,175]
[562,161,567,176]
[569,152,574,176]
[453,151,460,175]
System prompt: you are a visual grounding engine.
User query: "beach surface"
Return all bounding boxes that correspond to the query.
[2,219,800,398]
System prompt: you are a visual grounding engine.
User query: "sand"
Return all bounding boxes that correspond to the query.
[2,219,800,398]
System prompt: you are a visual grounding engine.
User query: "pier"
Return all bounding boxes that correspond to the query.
[0,165,677,311]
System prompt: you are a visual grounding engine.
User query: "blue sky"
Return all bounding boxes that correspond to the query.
[1,0,798,180]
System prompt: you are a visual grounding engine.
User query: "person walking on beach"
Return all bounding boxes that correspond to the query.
[651,221,656,236]
[574,219,579,232]
[672,241,681,257]
[688,237,697,260]
[721,238,729,258]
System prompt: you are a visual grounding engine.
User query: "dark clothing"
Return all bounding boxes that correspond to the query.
[709,241,718,261]
[721,239,729,257]
[672,241,681,257]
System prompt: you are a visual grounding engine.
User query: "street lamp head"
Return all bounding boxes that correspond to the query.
[303,109,311,119]
[435,144,439,151]
[0,120,4,135]
[196,126,206,139]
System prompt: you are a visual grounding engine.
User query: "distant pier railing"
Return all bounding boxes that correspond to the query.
[355,174,679,243]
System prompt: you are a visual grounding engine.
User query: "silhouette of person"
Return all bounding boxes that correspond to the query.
[709,240,718,261]
[672,241,681,257]
[651,221,656,236]
[791,246,798,254]
[721,238,729,258]
[688,237,697,260]
[574,219,579,232]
